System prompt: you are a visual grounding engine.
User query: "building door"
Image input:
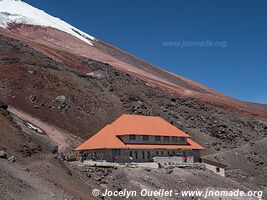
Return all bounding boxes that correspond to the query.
[134,151,138,160]
[112,149,121,162]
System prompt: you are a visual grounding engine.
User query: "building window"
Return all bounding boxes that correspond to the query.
[147,151,150,158]
[164,136,170,142]
[161,151,164,155]
[142,151,145,159]
[172,151,175,156]
[143,135,149,141]
[216,167,220,173]
[129,151,133,158]
[180,137,186,142]
[155,136,161,141]
[156,151,159,155]
[172,137,178,142]
[129,135,136,140]
[134,151,138,159]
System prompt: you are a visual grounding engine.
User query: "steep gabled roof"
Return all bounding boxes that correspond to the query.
[75,114,204,151]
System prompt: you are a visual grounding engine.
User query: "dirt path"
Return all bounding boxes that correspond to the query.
[8,106,82,152]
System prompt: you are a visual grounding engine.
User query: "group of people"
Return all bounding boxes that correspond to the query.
[60,153,68,162]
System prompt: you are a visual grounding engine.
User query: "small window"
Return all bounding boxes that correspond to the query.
[216,167,220,173]
[161,151,164,155]
[129,135,136,140]
[164,136,170,141]
[180,137,186,142]
[172,151,175,155]
[143,135,149,141]
[155,136,161,141]
[134,151,138,159]
[172,137,178,142]
[156,151,159,155]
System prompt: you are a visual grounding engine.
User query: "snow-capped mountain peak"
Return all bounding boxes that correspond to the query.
[0,0,95,45]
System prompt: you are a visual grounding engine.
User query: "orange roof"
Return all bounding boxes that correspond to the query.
[113,114,190,137]
[75,114,204,151]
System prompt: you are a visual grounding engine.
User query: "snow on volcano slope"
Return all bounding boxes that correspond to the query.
[0,0,95,45]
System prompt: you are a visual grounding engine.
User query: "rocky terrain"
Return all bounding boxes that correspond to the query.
[0,1,266,198]
[0,103,95,200]
[0,32,267,199]
[1,104,265,200]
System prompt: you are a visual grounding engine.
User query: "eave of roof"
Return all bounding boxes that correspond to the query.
[74,114,205,151]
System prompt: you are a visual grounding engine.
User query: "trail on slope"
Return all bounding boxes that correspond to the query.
[8,106,82,152]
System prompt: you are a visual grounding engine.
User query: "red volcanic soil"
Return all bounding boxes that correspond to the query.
[0,25,266,120]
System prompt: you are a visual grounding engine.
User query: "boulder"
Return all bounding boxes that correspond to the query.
[94,176,103,182]
[0,101,8,110]
[55,95,70,112]
[57,103,70,112]
[0,109,9,116]
[56,95,66,103]
[29,95,37,103]
[0,150,7,159]
[166,169,173,174]
[8,156,15,162]
[87,71,107,79]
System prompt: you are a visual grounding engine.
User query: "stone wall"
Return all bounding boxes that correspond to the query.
[204,162,225,177]
[153,156,194,164]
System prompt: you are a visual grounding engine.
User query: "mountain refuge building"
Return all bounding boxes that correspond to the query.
[75,114,204,163]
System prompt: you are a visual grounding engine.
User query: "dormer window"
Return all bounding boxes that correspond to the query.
[180,137,186,142]
[129,135,136,140]
[164,136,170,141]
[143,135,149,141]
[155,136,161,141]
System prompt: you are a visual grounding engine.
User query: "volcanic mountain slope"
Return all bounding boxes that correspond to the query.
[0,0,266,119]
[0,34,267,191]
[0,0,267,198]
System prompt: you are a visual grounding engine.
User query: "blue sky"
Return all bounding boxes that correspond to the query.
[24,0,267,104]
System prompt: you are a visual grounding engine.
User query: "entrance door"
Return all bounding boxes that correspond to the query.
[112,149,121,162]
[134,151,138,160]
